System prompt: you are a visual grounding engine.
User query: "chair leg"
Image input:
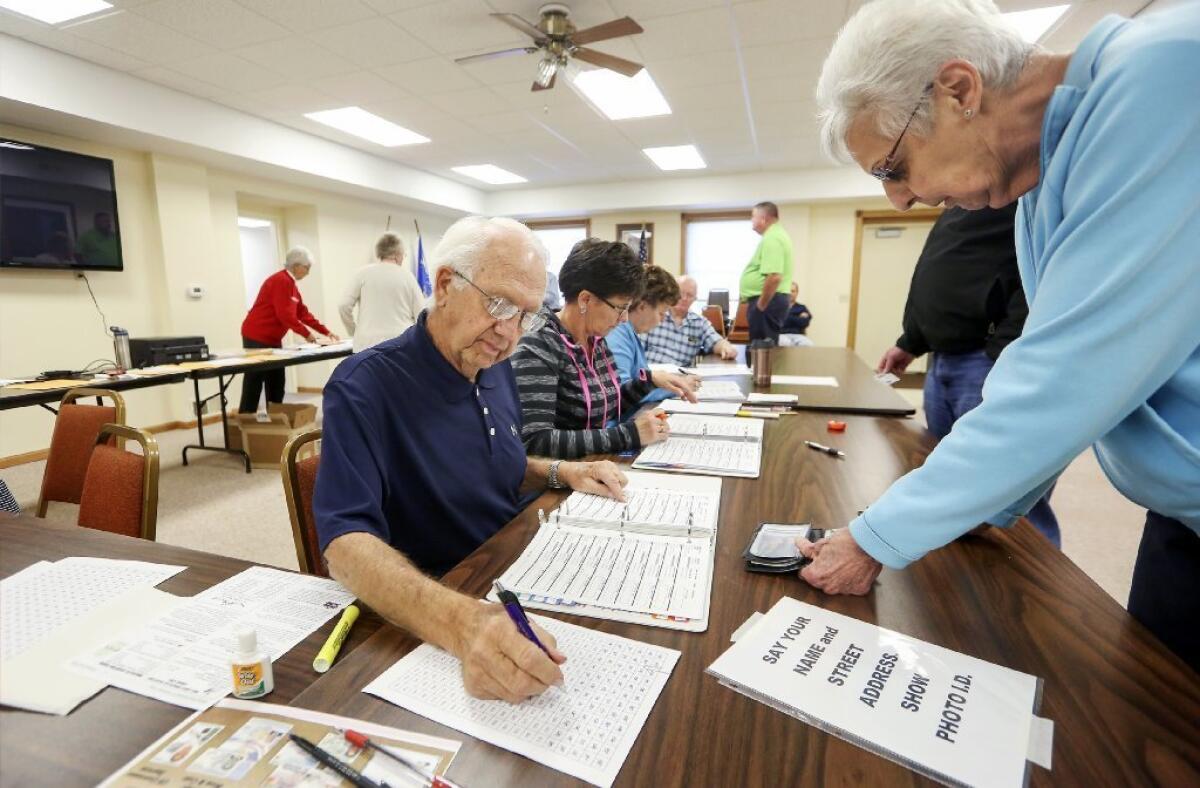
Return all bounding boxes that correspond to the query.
[35,498,48,518]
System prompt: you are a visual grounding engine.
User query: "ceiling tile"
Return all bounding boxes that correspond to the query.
[426,86,511,118]
[375,56,481,95]
[389,0,530,56]
[360,0,441,12]
[234,0,379,33]
[313,70,412,105]
[607,0,727,21]
[642,50,739,94]
[234,36,359,80]
[67,11,212,65]
[304,16,434,68]
[462,110,541,135]
[170,51,291,92]
[137,0,288,49]
[633,6,732,60]
[134,65,229,98]
[242,82,341,113]
[47,35,153,72]
[733,0,848,47]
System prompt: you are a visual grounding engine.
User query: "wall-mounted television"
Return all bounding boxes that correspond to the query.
[0,139,124,272]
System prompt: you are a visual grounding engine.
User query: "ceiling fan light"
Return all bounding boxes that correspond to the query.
[534,57,559,88]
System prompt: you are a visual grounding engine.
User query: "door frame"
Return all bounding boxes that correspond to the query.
[847,208,942,349]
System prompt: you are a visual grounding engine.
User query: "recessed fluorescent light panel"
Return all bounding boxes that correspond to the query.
[0,140,35,150]
[237,217,272,229]
[1003,4,1070,43]
[0,0,111,24]
[451,165,527,185]
[643,145,706,171]
[571,68,671,120]
[304,107,429,147]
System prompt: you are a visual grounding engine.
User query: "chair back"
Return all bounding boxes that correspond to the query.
[701,305,726,337]
[706,289,730,319]
[728,302,751,343]
[281,428,326,576]
[37,388,126,517]
[77,424,159,541]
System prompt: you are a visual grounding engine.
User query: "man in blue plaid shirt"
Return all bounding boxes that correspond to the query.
[643,275,738,366]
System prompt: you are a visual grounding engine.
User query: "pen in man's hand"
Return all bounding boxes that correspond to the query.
[492,580,566,689]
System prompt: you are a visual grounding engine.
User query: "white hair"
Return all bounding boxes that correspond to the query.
[429,216,547,301]
[284,246,314,271]
[816,0,1033,163]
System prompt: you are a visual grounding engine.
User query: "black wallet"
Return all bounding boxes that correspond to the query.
[743,522,833,573]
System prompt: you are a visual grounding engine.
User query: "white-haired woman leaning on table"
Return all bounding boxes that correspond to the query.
[798,0,1200,671]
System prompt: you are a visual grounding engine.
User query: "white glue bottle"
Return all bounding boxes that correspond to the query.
[230,627,274,699]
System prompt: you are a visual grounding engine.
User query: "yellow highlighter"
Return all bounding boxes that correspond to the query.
[313,604,360,673]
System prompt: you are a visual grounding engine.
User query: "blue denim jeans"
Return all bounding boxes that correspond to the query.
[925,350,1061,546]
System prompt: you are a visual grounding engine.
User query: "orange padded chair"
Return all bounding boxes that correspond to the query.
[281,428,326,576]
[77,424,160,540]
[36,388,126,518]
[728,302,751,343]
[701,304,726,337]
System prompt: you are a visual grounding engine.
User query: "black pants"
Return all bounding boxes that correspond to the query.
[1128,511,1200,672]
[238,338,284,413]
[746,293,790,343]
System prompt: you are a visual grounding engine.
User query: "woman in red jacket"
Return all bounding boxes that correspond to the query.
[239,246,338,413]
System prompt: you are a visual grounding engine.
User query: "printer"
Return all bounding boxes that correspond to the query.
[129,336,210,367]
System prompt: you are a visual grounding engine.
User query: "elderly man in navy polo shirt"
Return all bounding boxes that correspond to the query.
[314,216,628,703]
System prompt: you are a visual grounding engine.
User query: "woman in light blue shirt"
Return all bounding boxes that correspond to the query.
[806,0,1200,669]
[607,265,700,416]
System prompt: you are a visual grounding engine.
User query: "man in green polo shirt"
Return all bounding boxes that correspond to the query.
[739,201,793,342]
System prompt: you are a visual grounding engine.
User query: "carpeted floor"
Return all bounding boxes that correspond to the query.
[1,393,1146,605]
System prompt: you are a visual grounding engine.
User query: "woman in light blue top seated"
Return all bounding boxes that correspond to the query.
[803,0,1200,670]
[607,265,700,417]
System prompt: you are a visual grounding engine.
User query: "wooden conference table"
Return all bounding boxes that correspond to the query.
[0,345,351,472]
[290,412,1199,785]
[0,516,382,787]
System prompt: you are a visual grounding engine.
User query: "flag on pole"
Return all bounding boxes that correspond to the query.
[637,224,648,264]
[414,220,432,296]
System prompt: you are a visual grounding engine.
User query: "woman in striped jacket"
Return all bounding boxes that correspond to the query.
[512,239,698,459]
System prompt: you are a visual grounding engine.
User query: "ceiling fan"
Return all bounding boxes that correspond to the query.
[454,3,645,92]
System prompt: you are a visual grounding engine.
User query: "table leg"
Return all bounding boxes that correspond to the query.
[182,373,252,473]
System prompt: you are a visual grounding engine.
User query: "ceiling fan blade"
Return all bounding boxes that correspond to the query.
[572,47,644,78]
[454,46,538,65]
[490,12,546,42]
[531,72,557,92]
[569,16,643,46]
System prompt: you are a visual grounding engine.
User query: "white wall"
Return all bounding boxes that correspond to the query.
[0,124,458,458]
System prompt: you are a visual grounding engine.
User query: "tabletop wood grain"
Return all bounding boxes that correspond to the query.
[0,518,381,787]
[290,410,1200,787]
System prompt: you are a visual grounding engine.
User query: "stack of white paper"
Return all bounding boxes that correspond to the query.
[683,364,753,378]
[71,566,355,709]
[693,380,746,402]
[658,399,742,416]
[667,414,764,442]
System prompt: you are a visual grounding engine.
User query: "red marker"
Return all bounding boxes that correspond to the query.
[344,730,462,788]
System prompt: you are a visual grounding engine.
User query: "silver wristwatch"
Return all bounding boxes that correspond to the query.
[548,460,566,489]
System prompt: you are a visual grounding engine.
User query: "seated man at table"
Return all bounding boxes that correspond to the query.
[643,275,738,366]
[313,216,629,704]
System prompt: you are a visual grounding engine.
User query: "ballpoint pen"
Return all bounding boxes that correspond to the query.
[805,440,845,459]
[288,734,379,788]
[344,730,463,788]
[492,580,566,689]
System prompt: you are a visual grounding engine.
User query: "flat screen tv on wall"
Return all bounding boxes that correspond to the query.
[0,138,124,272]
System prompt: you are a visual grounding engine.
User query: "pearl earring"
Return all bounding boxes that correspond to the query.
[580,305,587,315]
[964,108,974,119]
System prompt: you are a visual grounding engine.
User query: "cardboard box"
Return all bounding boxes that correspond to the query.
[234,403,318,469]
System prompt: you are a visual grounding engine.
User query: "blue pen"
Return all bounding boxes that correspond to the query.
[493,580,566,689]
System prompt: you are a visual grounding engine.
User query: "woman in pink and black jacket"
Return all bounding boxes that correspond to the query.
[512,239,697,459]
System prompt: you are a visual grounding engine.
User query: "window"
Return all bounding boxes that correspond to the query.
[683,212,759,305]
[526,219,590,276]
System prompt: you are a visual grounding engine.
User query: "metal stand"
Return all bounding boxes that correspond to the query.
[181,373,251,473]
